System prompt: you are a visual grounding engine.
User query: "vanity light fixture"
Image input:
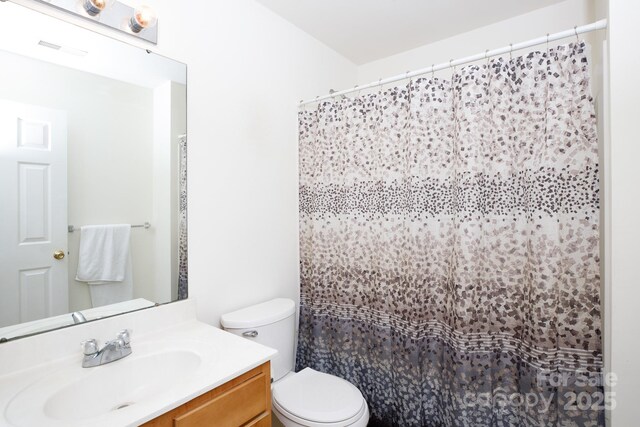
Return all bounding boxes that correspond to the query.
[129,4,158,33]
[29,0,159,44]
[82,0,115,17]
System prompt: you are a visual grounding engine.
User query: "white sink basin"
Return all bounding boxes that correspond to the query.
[0,304,277,427]
[45,350,201,420]
[5,340,216,426]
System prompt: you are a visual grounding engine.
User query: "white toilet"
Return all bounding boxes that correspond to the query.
[221,298,370,427]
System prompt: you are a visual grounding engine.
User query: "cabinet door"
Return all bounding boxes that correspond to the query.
[174,371,268,427]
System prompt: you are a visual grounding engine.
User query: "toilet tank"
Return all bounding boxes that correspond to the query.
[221,298,296,382]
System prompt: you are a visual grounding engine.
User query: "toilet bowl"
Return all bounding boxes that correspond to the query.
[221,298,370,427]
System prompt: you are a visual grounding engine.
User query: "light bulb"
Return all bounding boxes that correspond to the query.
[82,0,115,16]
[129,5,158,33]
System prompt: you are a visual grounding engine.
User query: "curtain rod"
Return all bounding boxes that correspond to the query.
[299,19,607,107]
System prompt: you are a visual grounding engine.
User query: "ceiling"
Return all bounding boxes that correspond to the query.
[255,0,568,64]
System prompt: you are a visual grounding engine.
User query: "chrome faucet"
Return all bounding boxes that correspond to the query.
[81,330,132,368]
[71,311,87,324]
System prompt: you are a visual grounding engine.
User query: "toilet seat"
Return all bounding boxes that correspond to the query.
[273,400,367,427]
[272,368,367,426]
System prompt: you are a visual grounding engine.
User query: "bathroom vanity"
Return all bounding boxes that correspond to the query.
[0,300,277,427]
[143,362,271,426]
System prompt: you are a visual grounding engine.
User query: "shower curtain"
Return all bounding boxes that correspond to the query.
[297,41,602,426]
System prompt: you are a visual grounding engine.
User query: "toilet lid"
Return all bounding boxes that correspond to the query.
[272,368,365,424]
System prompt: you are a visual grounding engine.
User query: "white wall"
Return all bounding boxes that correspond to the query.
[0,50,159,312]
[165,2,356,326]
[357,0,599,84]
[149,1,356,326]
[608,0,640,424]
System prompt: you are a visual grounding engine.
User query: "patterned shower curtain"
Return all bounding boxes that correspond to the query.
[297,41,602,427]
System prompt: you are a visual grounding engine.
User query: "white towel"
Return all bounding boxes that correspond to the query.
[76,224,134,307]
[76,224,131,283]
[87,252,134,307]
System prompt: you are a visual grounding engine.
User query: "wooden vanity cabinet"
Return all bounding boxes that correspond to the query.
[143,361,271,427]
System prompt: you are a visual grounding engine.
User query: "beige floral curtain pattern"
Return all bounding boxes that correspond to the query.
[297,41,602,427]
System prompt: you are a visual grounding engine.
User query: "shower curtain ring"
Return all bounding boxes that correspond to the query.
[509,43,513,60]
[574,25,579,42]
[546,33,550,54]
[431,64,435,79]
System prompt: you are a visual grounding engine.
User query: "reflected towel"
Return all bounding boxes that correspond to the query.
[76,224,131,282]
[88,252,134,307]
[75,224,134,308]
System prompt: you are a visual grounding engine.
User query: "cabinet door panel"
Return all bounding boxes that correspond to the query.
[174,372,268,427]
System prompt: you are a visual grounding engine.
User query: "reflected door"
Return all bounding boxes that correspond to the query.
[0,100,68,327]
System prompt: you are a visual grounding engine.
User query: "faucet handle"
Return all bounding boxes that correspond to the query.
[116,329,131,346]
[81,339,98,355]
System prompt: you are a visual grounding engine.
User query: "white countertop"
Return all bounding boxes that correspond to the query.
[0,300,277,427]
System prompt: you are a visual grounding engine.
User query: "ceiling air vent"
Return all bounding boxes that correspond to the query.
[38,40,88,57]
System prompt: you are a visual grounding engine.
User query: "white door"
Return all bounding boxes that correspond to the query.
[0,100,68,328]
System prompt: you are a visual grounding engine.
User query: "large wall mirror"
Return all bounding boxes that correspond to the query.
[0,2,187,342]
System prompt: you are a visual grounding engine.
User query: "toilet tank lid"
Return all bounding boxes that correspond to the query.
[221,298,295,329]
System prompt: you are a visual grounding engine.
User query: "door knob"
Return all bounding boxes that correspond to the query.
[53,250,65,260]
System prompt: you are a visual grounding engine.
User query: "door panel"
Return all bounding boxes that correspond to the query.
[0,100,68,328]
[19,162,50,243]
[19,267,51,323]
[17,118,50,150]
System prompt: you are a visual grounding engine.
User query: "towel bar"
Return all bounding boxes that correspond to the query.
[68,222,151,233]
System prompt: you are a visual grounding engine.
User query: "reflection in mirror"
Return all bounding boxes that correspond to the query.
[0,2,187,342]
